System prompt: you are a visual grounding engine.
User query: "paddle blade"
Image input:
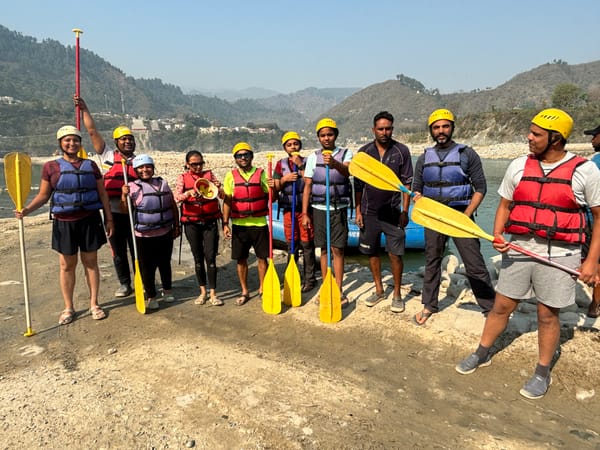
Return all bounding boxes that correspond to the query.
[263,260,282,314]
[411,197,493,241]
[319,268,341,323]
[4,152,32,211]
[77,147,88,159]
[283,256,301,307]
[349,152,411,195]
[133,260,146,314]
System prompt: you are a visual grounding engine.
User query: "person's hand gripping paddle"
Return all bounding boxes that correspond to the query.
[263,153,282,314]
[5,152,35,336]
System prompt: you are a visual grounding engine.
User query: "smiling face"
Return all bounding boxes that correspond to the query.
[135,164,155,180]
[234,151,253,170]
[116,135,136,156]
[60,135,82,158]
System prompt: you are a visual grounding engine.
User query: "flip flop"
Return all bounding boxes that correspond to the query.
[90,306,106,320]
[412,309,433,326]
[236,294,250,306]
[58,308,75,325]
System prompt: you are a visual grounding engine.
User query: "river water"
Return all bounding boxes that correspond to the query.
[0,158,512,272]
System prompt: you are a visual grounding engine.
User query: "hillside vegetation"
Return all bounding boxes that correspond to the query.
[1,24,599,154]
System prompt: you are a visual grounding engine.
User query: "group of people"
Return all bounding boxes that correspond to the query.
[16,96,600,400]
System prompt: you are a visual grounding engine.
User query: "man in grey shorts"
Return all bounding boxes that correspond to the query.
[455,108,600,399]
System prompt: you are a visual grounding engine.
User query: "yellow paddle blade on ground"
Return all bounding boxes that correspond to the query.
[349,152,412,195]
[263,260,282,314]
[411,197,492,240]
[283,255,301,307]
[319,268,341,323]
[133,256,146,314]
[4,152,32,211]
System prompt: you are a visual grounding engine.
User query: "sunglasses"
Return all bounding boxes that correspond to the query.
[189,162,205,167]
[235,152,253,160]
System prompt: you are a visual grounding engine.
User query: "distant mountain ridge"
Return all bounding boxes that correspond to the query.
[1,23,599,153]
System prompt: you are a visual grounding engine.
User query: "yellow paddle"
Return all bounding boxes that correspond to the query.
[283,157,301,307]
[263,153,282,314]
[411,198,581,277]
[319,150,342,323]
[121,159,146,314]
[351,152,581,277]
[4,152,35,336]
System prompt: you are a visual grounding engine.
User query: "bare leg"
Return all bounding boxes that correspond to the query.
[368,255,384,295]
[58,253,78,311]
[389,253,404,298]
[332,246,345,293]
[537,303,560,366]
[79,251,101,308]
[479,293,519,348]
[237,258,249,295]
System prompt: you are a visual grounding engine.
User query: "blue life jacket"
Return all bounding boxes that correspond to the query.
[132,178,175,232]
[278,157,304,210]
[311,149,351,206]
[422,144,472,206]
[51,158,102,214]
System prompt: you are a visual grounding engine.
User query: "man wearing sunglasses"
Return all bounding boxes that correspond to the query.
[222,142,271,306]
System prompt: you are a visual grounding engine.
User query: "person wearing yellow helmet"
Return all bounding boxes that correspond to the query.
[412,108,495,326]
[74,95,139,299]
[222,142,271,305]
[302,118,353,306]
[267,132,317,292]
[456,108,600,400]
[16,125,114,325]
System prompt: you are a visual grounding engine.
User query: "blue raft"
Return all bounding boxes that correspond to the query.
[270,203,425,250]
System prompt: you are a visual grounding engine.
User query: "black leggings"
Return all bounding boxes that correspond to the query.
[184,221,219,290]
[136,232,174,299]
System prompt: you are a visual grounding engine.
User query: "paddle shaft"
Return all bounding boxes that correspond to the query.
[290,162,296,254]
[73,29,82,129]
[15,155,33,335]
[268,157,274,259]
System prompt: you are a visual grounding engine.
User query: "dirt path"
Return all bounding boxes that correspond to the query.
[1,217,599,449]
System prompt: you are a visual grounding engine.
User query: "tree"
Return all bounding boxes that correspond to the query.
[551,83,586,109]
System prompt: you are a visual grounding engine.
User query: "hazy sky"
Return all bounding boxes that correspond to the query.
[3,0,599,95]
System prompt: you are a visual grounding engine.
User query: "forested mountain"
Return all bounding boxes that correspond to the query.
[2,23,599,154]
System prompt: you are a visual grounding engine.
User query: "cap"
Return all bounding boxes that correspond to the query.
[584,125,600,136]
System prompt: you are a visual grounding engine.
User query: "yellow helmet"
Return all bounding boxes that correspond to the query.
[531,108,573,140]
[281,131,301,145]
[232,142,252,155]
[113,126,133,140]
[428,109,455,127]
[316,118,338,133]
[56,125,82,141]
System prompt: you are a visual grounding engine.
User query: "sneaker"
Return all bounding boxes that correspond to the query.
[364,291,386,307]
[455,352,492,375]
[115,284,132,298]
[146,298,160,310]
[162,292,176,303]
[390,296,405,313]
[519,374,552,399]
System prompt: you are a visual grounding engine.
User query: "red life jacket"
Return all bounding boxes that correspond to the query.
[505,154,587,243]
[104,152,138,198]
[230,168,268,218]
[180,171,222,223]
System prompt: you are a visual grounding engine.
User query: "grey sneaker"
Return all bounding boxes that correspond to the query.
[390,296,405,313]
[364,292,386,307]
[115,284,132,298]
[455,352,492,375]
[519,374,552,399]
[146,298,160,310]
